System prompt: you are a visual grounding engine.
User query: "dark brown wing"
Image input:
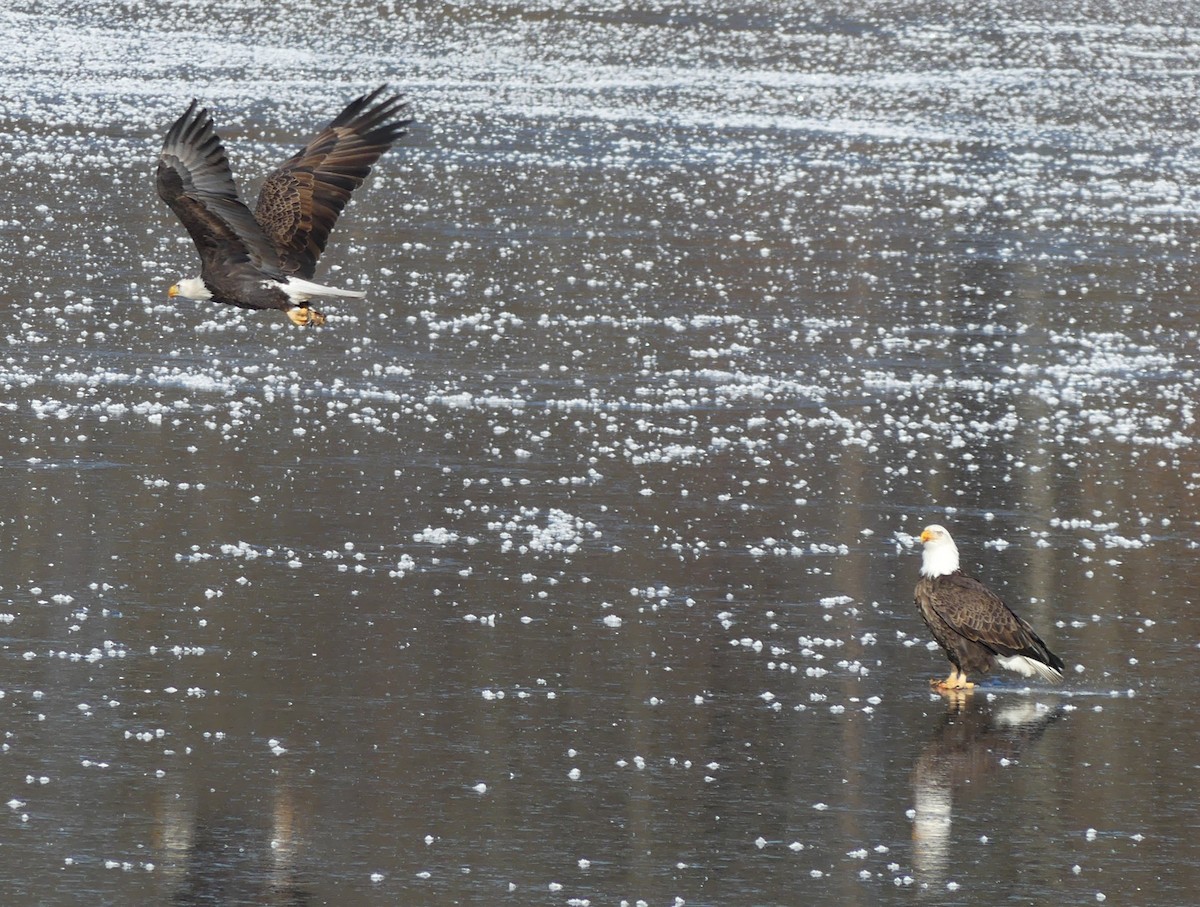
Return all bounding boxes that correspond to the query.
[253,86,411,279]
[916,575,991,675]
[922,573,1060,668]
[156,100,285,288]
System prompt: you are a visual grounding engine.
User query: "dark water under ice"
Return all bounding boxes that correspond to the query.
[0,1,1198,904]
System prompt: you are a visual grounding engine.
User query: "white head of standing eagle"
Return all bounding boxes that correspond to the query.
[156,86,411,326]
[915,524,1064,691]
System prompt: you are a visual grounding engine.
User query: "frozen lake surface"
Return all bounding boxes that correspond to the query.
[0,1,1198,904]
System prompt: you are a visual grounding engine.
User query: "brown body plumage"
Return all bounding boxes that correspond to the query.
[156,86,411,325]
[915,525,1064,690]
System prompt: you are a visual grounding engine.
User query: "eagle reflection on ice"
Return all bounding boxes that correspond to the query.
[911,695,1063,888]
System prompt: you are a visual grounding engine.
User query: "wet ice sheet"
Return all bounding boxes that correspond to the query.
[0,1,1198,905]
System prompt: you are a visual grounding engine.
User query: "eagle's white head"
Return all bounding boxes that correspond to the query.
[169,277,212,300]
[919,524,960,578]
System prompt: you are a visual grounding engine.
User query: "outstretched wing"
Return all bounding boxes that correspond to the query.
[924,573,1060,669]
[156,100,284,282]
[253,86,411,279]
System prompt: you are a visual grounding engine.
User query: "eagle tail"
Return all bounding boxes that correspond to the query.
[996,652,1065,683]
[279,276,367,302]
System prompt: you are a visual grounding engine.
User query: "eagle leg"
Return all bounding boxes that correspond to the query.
[285,306,326,327]
[931,669,974,691]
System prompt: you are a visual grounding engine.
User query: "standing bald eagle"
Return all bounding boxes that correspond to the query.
[915,525,1064,690]
[156,86,411,326]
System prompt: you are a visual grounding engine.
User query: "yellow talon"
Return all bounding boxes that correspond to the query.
[931,670,974,692]
[285,306,326,327]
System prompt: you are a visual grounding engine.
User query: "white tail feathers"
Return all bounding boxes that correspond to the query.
[996,654,1064,683]
[280,276,367,302]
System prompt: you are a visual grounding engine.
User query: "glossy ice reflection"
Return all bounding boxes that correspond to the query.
[0,1,1198,904]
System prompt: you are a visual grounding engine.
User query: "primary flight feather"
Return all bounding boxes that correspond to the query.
[156,86,411,326]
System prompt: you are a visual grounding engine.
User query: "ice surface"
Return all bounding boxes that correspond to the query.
[0,2,1194,906]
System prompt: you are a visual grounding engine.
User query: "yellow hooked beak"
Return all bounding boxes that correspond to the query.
[168,284,180,298]
[920,528,935,543]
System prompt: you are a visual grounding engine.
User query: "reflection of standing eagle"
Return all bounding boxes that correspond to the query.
[156,86,410,326]
[913,696,1063,885]
[915,525,1064,690]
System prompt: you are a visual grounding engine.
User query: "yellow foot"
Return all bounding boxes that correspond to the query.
[931,672,974,691]
[285,306,326,327]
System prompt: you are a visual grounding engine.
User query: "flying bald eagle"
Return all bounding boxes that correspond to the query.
[156,86,411,326]
[915,525,1064,691]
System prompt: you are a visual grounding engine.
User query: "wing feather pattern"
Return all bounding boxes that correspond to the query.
[254,86,411,278]
[920,574,1064,678]
[156,101,285,285]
